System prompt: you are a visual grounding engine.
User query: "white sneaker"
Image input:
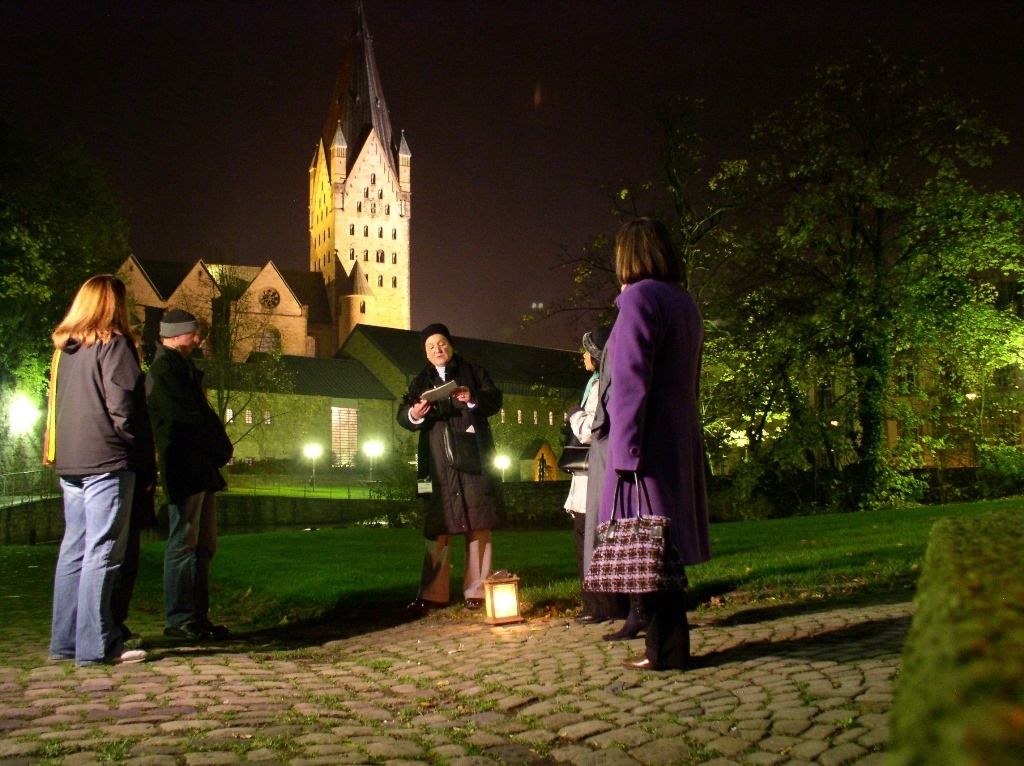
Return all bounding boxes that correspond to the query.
[112,649,148,664]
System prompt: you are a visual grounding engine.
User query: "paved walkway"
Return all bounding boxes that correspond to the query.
[0,599,912,766]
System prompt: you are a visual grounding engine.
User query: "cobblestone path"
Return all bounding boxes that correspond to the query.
[0,600,911,765]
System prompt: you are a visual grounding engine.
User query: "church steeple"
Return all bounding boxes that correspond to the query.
[321,0,398,176]
[308,1,412,350]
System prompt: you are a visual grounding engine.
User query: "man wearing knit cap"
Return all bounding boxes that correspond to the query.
[146,309,234,641]
[398,323,504,614]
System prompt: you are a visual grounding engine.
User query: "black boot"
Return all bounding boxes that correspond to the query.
[602,594,648,641]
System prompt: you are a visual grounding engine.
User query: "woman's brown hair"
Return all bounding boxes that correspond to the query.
[614,217,683,285]
[52,274,136,349]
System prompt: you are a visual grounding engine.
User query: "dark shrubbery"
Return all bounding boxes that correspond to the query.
[888,509,1024,766]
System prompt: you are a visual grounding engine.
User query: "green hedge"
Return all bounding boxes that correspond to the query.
[888,508,1024,766]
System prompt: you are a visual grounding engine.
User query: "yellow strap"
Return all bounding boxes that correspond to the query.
[42,348,61,466]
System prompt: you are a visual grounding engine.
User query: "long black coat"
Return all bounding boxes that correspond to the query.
[397,355,504,539]
[146,344,233,505]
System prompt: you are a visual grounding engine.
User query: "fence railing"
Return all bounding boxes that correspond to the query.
[0,469,60,508]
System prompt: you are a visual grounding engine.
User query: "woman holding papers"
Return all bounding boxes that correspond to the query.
[398,323,504,613]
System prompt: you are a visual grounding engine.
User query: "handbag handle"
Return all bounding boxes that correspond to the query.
[610,472,653,521]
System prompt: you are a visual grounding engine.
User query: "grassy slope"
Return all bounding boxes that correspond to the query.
[1,497,1018,657]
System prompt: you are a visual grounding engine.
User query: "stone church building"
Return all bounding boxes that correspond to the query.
[119,5,579,480]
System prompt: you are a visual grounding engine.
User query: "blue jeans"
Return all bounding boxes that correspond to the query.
[164,492,217,628]
[50,471,135,665]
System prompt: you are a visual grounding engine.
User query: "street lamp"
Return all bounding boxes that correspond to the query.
[303,442,323,490]
[362,439,384,482]
[8,394,41,436]
[493,454,511,482]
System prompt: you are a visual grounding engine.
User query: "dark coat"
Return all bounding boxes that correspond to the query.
[397,354,503,539]
[52,334,155,482]
[599,279,711,566]
[145,344,233,505]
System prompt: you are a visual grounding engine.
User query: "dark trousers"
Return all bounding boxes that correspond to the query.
[111,521,141,633]
[573,513,628,619]
[641,589,690,668]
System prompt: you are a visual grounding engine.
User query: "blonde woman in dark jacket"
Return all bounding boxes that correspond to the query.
[46,275,155,666]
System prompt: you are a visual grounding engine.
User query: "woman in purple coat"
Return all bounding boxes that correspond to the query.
[600,218,711,671]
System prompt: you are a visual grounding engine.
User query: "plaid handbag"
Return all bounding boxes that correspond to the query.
[583,473,688,594]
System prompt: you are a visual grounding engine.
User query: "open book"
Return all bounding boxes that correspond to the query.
[420,379,457,403]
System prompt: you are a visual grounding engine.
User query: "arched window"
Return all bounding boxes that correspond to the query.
[391,276,397,288]
[376,250,385,263]
[391,253,397,264]
[385,204,390,215]
[363,188,369,198]
[377,227,383,238]
[356,202,362,212]
[370,204,376,214]
[378,189,383,199]
[359,300,366,314]
[392,228,397,240]
[363,250,368,261]
[258,328,281,354]
[370,173,376,184]
[348,224,354,235]
[349,248,355,261]
[377,275,383,287]
[363,225,368,237]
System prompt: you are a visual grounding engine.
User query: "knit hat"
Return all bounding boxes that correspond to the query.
[160,309,199,338]
[582,326,610,360]
[420,323,452,343]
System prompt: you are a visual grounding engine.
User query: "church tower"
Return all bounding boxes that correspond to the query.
[308,2,411,351]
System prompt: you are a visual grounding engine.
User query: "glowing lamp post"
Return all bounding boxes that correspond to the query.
[303,443,323,490]
[362,439,384,482]
[483,570,523,625]
[493,454,511,482]
[8,394,41,436]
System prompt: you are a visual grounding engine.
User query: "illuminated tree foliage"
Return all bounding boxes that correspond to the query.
[713,48,1024,510]
[0,123,130,395]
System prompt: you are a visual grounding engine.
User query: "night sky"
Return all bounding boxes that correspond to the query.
[3,1,1022,349]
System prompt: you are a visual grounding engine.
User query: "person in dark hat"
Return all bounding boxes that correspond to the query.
[146,309,234,641]
[562,326,629,626]
[399,323,504,614]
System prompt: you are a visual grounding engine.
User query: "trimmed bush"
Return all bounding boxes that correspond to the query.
[888,508,1024,766]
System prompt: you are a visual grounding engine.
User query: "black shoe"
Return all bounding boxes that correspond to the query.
[575,614,610,624]
[622,656,687,671]
[164,623,209,641]
[407,598,447,616]
[464,598,484,610]
[603,619,648,641]
[193,622,231,640]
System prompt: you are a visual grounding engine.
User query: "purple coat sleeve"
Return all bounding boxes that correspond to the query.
[607,283,660,473]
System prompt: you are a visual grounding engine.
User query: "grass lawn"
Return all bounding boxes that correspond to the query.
[1,496,1019,661]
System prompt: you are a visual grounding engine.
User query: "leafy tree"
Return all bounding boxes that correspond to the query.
[714,48,1024,510]
[0,123,129,472]
[0,122,130,395]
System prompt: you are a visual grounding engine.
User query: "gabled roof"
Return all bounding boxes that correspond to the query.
[215,354,392,400]
[279,269,332,325]
[339,325,585,395]
[322,3,397,177]
[132,259,195,301]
